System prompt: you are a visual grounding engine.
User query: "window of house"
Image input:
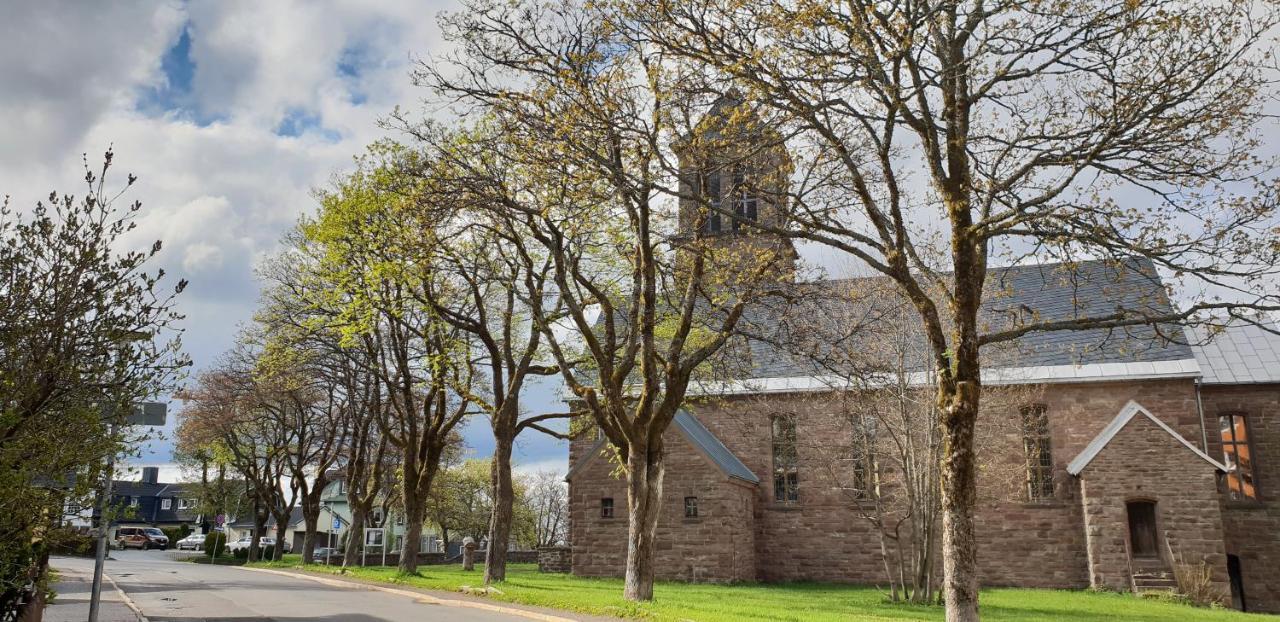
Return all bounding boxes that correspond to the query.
[1220,413,1258,501]
[128,496,138,508]
[1021,404,1054,501]
[600,497,614,519]
[372,509,383,525]
[772,415,799,503]
[731,166,758,230]
[699,171,722,234]
[161,498,171,510]
[423,535,439,553]
[684,496,699,518]
[850,415,877,500]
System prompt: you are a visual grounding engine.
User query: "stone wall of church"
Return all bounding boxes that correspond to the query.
[567,431,758,583]
[566,377,1241,595]
[1202,383,1280,613]
[1076,413,1229,601]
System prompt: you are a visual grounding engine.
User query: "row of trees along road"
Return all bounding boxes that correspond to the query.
[0,152,188,617]
[205,0,1280,619]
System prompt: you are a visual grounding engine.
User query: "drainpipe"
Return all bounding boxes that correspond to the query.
[1195,379,1209,452]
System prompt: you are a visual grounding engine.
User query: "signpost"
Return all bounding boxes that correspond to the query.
[364,527,384,567]
[88,401,167,622]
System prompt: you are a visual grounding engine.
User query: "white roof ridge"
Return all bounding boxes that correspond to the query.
[1066,400,1227,476]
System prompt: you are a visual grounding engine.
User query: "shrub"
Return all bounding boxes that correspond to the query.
[1172,559,1225,608]
[233,547,249,561]
[203,532,227,558]
[161,526,191,545]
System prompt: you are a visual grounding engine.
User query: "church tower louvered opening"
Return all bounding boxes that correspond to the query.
[676,92,798,284]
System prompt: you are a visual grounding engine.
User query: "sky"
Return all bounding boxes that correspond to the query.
[4,3,1276,486]
[0,1,570,482]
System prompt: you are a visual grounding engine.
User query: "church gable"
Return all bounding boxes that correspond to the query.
[1067,400,1226,476]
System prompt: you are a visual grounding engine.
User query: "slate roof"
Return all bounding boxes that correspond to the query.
[228,507,305,529]
[733,256,1194,381]
[1188,318,1280,385]
[566,409,760,485]
[674,410,759,484]
[110,480,198,524]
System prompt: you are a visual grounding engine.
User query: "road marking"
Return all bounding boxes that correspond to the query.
[235,566,579,622]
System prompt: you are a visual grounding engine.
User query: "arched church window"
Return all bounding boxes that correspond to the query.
[731,165,758,230]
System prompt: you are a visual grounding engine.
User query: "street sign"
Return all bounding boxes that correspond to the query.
[364,527,384,547]
[333,517,342,531]
[215,514,225,526]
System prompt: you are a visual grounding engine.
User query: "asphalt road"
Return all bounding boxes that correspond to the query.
[52,551,534,622]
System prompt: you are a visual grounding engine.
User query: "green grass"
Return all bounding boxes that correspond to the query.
[247,558,1269,621]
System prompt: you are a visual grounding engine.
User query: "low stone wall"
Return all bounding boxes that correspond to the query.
[345,549,539,567]
[538,546,572,573]
[346,551,448,567]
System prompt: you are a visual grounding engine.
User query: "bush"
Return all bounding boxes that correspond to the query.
[161,526,191,545]
[233,547,249,561]
[203,532,227,558]
[1172,559,1226,608]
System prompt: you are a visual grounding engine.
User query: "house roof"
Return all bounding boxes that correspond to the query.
[228,507,305,529]
[1066,401,1226,476]
[735,257,1194,384]
[673,410,759,484]
[1188,318,1280,385]
[566,409,759,485]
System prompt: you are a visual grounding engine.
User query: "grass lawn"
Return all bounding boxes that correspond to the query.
[247,557,1269,621]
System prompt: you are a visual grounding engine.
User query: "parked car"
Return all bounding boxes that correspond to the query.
[116,527,169,550]
[176,533,205,551]
[259,537,291,553]
[228,536,254,553]
[313,547,343,561]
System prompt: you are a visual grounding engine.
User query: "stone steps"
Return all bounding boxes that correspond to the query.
[1131,559,1178,592]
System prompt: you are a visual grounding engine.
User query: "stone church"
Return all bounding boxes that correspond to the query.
[563,101,1280,612]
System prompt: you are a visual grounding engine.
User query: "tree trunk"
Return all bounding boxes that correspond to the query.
[939,380,981,622]
[484,435,515,584]
[250,512,268,562]
[399,499,424,574]
[301,512,319,565]
[623,440,664,602]
[342,509,364,571]
[273,520,289,561]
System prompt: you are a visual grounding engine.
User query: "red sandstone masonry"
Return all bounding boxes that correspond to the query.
[1077,413,1228,600]
[568,431,757,582]
[1202,383,1280,613]
[567,377,1253,603]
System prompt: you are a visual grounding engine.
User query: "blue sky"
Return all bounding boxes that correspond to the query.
[0,1,570,481]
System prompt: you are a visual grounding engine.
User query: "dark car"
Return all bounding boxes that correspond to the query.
[313,547,343,561]
[116,526,169,550]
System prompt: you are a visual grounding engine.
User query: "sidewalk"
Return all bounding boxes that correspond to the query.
[44,563,142,622]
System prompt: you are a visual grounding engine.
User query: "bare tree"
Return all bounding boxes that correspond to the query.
[303,161,477,574]
[527,470,569,547]
[417,2,795,599]
[628,1,1280,617]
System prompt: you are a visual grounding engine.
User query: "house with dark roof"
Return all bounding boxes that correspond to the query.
[105,467,199,538]
[564,102,1280,613]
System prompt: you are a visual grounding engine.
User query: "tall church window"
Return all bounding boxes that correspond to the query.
[1021,404,1054,501]
[731,166,758,230]
[850,415,877,500]
[772,415,799,503]
[1220,413,1258,501]
[698,171,722,234]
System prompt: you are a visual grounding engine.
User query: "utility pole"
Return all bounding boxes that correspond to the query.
[88,402,166,622]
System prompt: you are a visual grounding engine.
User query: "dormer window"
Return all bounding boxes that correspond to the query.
[731,165,758,230]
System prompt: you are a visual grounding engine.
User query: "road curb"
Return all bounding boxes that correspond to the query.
[235,565,581,622]
[103,572,150,622]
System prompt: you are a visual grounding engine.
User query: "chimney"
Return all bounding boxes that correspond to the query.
[141,467,159,484]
